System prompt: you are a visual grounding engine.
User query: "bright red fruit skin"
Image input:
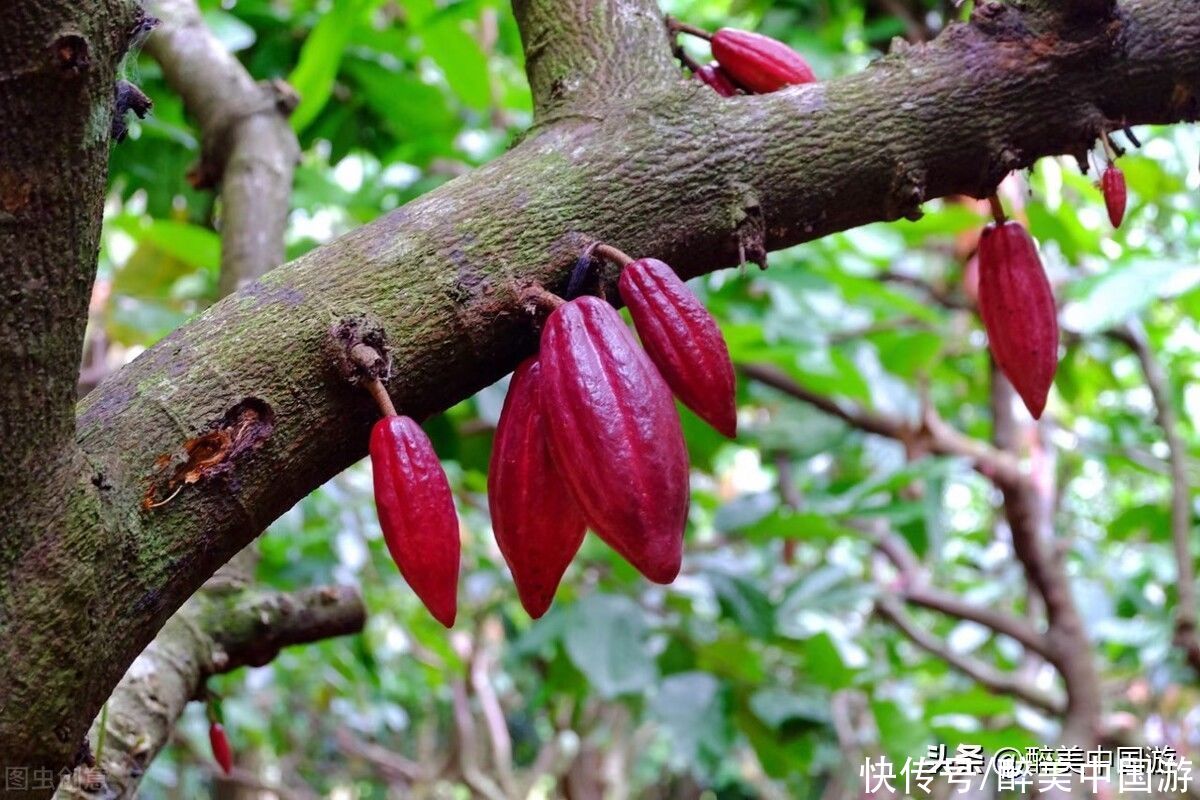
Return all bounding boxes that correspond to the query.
[1102,164,1127,228]
[618,258,737,438]
[977,221,1059,419]
[695,62,738,97]
[488,358,587,618]
[711,28,816,94]
[538,297,689,584]
[209,722,233,775]
[370,415,460,627]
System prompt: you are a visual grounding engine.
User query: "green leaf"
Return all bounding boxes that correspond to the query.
[422,17,491,111]
[289,0,378,133]
[651,673,729,775]
[750,688,831,730]
[1061,260,1200,335]
[562,595,657,698]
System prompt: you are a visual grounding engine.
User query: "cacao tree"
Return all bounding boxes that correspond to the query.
[1,0,1199,797]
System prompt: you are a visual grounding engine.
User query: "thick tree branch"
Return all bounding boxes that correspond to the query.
[876,597,1066,714]
[5,0,1200,778]
[55,4,319,796]
[54,586,364,800]
[512,0,679,123]
[1108,323,1200,673]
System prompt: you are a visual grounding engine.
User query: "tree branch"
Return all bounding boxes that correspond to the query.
[865,521,1054,659]
[741,362,1024,488]
[1108,323,1200,673]
[989,369,1103,746]
[143,0,299,293]
[876,596,1066,714]
[54,586,364,800]
[5,0,1200,776]
[512,0,680,123]
[57,4,318,795]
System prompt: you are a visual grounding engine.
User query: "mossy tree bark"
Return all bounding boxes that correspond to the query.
[0,0,1198,791]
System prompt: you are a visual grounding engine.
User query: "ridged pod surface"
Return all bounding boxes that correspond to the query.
[488,358,587,618]
[539,296,689,584]
[711,28,816,94]
[695,62,738,97]
[370,415,460,627]
[977,221,1059,419]
[618,258,737,438]
[1102,164,1127,228]
[209,723,233,775]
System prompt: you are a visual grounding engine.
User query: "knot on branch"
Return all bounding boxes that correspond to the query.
[50,33,90,74]
[188,79,300,190]
[328,317,392,387]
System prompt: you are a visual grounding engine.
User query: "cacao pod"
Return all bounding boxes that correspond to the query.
[1102,164,1127,228]
[977,221,1059,419]
[711,28,815,94]
[695,62,738,97]
[209,722,233,775]
[370,414,460,627]
[618,258,737,438]
[488,358,587,618]
[539,296,689,584]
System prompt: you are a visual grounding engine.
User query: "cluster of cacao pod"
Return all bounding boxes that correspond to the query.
[363,249,734,625]
[489,250,736,618]
[673,21,816,97]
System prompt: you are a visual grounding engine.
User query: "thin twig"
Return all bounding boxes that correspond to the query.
[1108,323,1200,672]
[876,597,1065,714]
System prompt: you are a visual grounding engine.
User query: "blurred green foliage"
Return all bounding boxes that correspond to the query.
[96,0,1200,796]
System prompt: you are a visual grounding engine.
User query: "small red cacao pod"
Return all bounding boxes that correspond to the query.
[977,221,1059,419]
[711,28,816,94]
[488,358,587,618]
[1102,164,1127,228]
[209,722,233,775]
[695,62,738,97]
[618,258,737,438]
[539,296,689,584]
[370,415,460,627]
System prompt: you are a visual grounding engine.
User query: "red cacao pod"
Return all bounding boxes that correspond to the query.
[977,221,1059,419]
[695,62,738,97]
[209,722,233,775]
[711,28,815,94]
[370,414,460,627]
[618,258,737,438]
[1102,164,1127,228]
[539,296,689,584]
[488,358,587,618]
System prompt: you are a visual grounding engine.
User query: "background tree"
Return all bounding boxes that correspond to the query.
[1,0,1198,797]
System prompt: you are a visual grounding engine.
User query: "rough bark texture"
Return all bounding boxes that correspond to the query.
[1,0,1199,788]
[50,4,359,798]
[54,586,363,800]
[0,0,145,789]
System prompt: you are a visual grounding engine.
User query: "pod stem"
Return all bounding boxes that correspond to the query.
[521,284,566,317]
[987,194,1007,224]
[350,344,398,417]
[672,41,704,74]
[666,16,713,41]
[593,243,634,268]
[1101,132,1119,163]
